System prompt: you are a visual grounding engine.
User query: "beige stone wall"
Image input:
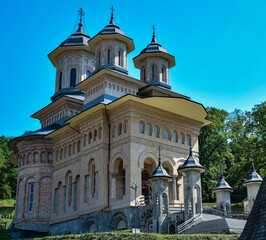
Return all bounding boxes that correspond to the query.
[55,50,95,91]
[49,99,202,225]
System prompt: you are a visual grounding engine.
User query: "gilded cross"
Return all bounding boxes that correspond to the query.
[110,6,115,16]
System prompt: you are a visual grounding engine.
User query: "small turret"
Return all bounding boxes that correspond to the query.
[88,6,135,74]
[243,159,262,213]
[212,169,234,215]
[48,8,95,102]
[149,146,171,234]
[133,25,175,88]
[178,146,205,220]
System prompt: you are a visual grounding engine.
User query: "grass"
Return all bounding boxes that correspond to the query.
[203,202,244,212]
[0,199,15,229]
[33,231,240,240]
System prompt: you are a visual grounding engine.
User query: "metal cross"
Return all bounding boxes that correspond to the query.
[152,25,156,36]
[110,6,115,16]
[78,8,85,24]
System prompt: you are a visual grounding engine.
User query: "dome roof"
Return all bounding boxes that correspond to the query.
[88,11,135,53]
[133,28,175,69]
[243,162,263,186]
[178,147,205,173]
[149,146,172,181]
[48,12,91,67]
[59,24,90,47]
[212,173,234,193]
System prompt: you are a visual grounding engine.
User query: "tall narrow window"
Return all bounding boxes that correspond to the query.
[91,165,96,197]
[54,188,58,213]
[86,70,91,78]
[73,182,76,210]
[108,49,110,64]
[29,183,34,212]
[147,124,151,136]
[173,131,177,142]
[152,66,155,81]
[70,69,76,87]
[98,51,101,67]
[63,186,66,211]
[186,134,191,146]
[143,68,146,82]
[162,67,166,83]
[154,125,159,138]
[85,175,89,203]
[59,72,62,90]
[180,133,184,144]
[118,51,122,66]
[68,176,72,206]
[139,121,144,134]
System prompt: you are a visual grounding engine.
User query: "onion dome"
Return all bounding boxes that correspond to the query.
[178,147,205,173]
[212,172,234,193]
[48,8,91,67]
[243,161,263,186]
[133,26,175,69]
[88,7,135,53]
[149,146,172,181]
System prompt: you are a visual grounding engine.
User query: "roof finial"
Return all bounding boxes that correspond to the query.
[220,160,224,178]
[158,145,161,166]
[78,8,85,27]
[251,153,255,171]
[109,6,115,25]
[151,25,157,43]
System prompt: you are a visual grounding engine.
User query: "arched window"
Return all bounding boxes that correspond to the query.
[147,123,152,136]
[59,72,62,90]
[162,67,166,83]
[107,49,111,64]
[180,132,184,144]
[118,50,121,66]
[70,69,76,87]
[154,125,159,138]
[139,121,145,134]
[93,129,97,141]
[98,51,101,67]
[186,134,191,146]
[123,119,128,133]
[173,131,178,143]
[152,66,155,81]
[28,183,34,212]
[162,129,170,140]
[117,123,122,136]
[86,70,91,78]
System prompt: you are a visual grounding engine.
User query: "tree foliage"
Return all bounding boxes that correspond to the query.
[199,101,266,202]
[0,136,17,199]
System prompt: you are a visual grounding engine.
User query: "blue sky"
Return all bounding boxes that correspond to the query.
[1,0,266,137]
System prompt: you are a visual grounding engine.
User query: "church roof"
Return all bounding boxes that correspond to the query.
[243,162,263,186]
[212,173,234,193]
[149,147,172,181]
[48,14,91,67]
[178,147,205,173]
[133,27,175,69]
[88,10,135,53]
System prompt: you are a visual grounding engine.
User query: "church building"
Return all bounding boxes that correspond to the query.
[9,8,211,235]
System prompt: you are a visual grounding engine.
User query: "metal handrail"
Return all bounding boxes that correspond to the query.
[178,214,202,233]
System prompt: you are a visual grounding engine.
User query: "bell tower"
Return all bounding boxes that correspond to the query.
[133,26,175,88]
[48,8,95,102]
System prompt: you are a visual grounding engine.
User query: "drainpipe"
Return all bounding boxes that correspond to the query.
[105,105,111,207]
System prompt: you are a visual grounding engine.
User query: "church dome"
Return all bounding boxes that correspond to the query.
[88,8,135,54]
[212,174,234,193]
[243,162,263,186]
[48,10,91,67]
[178,147,205,173]
[133,27,175,69]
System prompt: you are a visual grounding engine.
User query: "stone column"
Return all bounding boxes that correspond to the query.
[191,187,195,217]
[172,176,177,201]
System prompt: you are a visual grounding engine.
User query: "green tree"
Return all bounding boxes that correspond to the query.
[0,136,17,199]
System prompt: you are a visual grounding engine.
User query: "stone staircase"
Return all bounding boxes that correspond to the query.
[181,213,247,234]
[177,214,203,233]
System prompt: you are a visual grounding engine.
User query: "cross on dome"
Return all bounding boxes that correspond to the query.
[109,6,115,25]
[78,8,85,26]
[151,24,157,43]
